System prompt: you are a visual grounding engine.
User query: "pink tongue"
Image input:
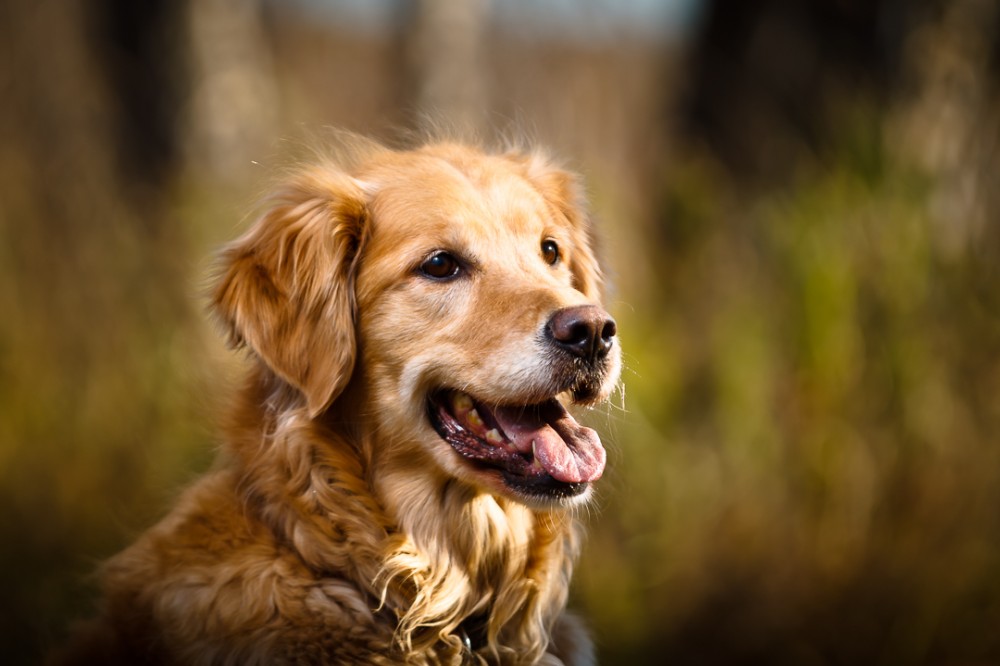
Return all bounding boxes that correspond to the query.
[492,401,606,483]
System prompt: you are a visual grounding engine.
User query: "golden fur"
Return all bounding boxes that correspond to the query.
[55,137,621,665]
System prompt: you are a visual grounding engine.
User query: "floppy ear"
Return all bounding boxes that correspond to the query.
[212,167,368,417]
[520,154,604,302]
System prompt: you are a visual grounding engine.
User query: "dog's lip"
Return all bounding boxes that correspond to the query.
[427,389,606,494]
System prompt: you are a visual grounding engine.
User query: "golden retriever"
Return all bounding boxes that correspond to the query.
[56,136,621,665]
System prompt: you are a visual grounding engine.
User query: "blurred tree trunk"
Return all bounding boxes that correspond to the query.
[0,0,189,256]
[404,0,489,137]
[185,0,279,183]
[92,0,189,210]
[681,0,899,183]
[890,0,1000,257]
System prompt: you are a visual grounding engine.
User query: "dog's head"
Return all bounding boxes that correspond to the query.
[214,141,621,508]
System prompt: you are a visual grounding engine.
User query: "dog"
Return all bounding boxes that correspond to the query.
[55,136,621,665]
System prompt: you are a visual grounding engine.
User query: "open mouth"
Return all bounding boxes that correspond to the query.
[428,390,606,500]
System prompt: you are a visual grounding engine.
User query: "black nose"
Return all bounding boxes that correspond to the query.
[547,305,617,363]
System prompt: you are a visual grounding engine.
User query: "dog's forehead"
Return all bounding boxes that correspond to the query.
[364,153,557,245]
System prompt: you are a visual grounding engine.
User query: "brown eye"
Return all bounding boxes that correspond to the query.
[420,251,461,280]
[541,239,560,266]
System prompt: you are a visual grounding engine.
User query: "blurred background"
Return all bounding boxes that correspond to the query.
[3,0,1000,663]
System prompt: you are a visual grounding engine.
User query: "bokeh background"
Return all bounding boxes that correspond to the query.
[4,0,1000,663]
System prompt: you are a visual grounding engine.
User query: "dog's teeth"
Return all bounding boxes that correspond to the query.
[485,428,503,444]
[467,408,483,429]
[452,392,473,415]
[531,441,545,471]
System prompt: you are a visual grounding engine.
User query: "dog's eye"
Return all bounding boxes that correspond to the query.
[541,239,560,266]
[420,251,461,280]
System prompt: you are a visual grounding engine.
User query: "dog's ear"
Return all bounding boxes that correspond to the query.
[519,154,604,301]
[212,167,368,417]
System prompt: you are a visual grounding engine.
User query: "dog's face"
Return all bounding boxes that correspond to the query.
[214,142,620,508]
[355,145,620,506]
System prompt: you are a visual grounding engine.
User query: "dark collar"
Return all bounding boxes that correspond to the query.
[457,613,489,654]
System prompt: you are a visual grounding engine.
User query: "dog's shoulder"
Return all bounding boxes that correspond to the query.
[71,468,398,664]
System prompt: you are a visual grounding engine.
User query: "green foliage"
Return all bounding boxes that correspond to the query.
[578,140,1000,663]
